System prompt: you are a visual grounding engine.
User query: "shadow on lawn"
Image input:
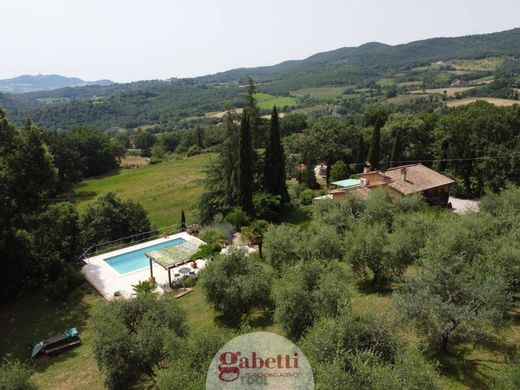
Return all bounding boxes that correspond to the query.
[356,279,394,296]
[0,284,95,372]
[214,308,275,330]
[438,344,496,389]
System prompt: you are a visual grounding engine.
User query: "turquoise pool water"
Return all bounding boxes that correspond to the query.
[105,238,186,274]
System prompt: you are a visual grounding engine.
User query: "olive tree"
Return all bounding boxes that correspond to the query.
[199,248,273,320]
[273,260,351,338]
[92,294,187,389]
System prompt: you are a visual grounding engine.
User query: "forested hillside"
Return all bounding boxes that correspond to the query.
[1,28,520,132]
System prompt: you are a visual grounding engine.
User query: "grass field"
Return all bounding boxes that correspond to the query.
[447,97,520,108]
[0,285,105,390]
[72,153,213,228]
[255,92,297,110]
[290,86,348,100]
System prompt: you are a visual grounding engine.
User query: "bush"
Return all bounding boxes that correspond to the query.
[225,208,250,230]
[47,264,84,299]
[252,192,281,221]
[186,145,201,157]
[299,189,315,205]
[189,243,221,260]
[0,359,35,390]
[330,160,350,182]
[198,225,230,245]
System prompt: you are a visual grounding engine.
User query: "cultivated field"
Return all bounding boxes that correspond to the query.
[449,57,504,72]
[386,93,429,104]
[447,97,520,108]
[255,92,297,110]
[290,86,348,100]
[73,153,213,228]
[411,87,475,96]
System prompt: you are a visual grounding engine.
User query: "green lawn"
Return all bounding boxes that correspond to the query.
[0,285,105,390]
[255,92,297,110]
[290,87,348,100]
[72,153,213,228]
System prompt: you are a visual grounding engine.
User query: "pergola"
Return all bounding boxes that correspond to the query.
[145,239,203,288]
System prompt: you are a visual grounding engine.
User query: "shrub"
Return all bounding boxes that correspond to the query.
[299,189,315,205]
[198,225,229,245]
[186,145,201,157]
[330,160,350,182]
[252,192,281,221]
[225,208,250,230]
[47,264,84,299]
[190,243,221,260]
[0,359,35,390]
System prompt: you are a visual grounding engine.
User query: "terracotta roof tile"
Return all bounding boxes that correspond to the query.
[382,164,455,195]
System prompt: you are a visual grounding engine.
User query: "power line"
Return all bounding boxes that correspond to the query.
[347,151,520,166]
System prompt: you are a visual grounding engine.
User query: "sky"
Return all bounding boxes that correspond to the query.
[2,0,519,83]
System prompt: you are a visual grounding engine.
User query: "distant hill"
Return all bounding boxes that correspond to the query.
[0,74,113,94]
[1,28,519,130]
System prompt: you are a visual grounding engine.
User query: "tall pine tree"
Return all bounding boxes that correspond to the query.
[263,106,289,204]
[238,111,254,214]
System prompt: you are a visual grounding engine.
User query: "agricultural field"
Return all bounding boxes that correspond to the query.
[446,97,520,108]
[469,76,495,85]
[290,86,348,100]
[449,57,505,72]
[72,153,213,228]
[255,92,297,110]
[411,87,475,97]
[377,77,395,87]
[398,80,423,87]
[386,93,429,104]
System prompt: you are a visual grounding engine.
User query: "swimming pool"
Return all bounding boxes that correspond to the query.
[105,238,186,274]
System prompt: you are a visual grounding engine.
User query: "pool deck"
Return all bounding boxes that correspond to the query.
[82,232,206,300]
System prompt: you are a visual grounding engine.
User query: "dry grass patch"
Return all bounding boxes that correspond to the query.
[447,97,520,108]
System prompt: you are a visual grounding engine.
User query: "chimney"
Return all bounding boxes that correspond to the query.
[363,161,371,174]
[400,167,407,182]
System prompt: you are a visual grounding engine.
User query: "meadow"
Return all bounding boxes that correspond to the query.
[254,92,297,110]
[290,86,348,100]
[72,153,213,228]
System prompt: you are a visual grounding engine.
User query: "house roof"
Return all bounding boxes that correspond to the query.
[383,164,455,195]
[331,178,361,189]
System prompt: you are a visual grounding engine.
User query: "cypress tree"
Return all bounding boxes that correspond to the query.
[367,125,381,170]
[238,111,254,214]
[354,133,365,173]
[263,106,290,204]
[390,130,401,168]
[180,209,186,231]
